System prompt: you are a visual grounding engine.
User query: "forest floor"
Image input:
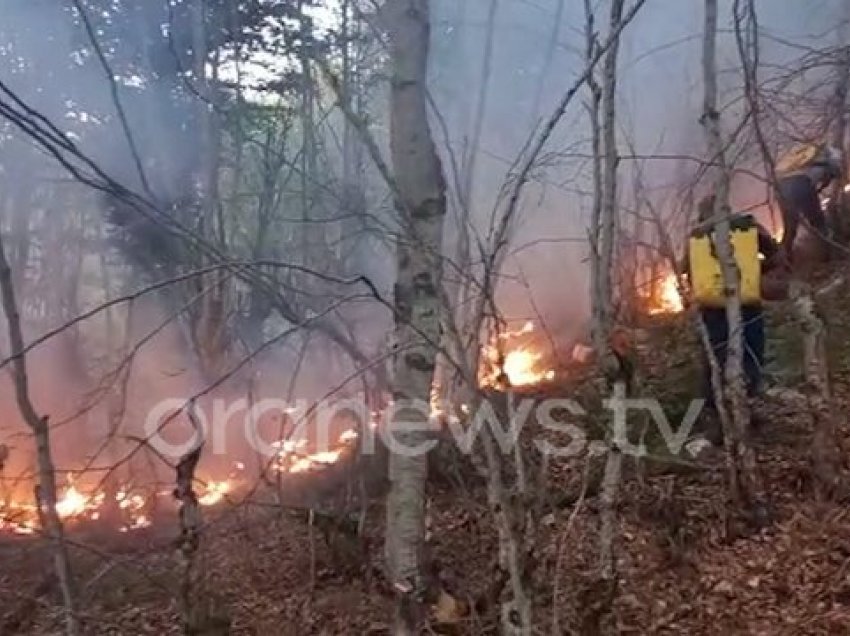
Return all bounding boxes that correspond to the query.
[3,261,850,635]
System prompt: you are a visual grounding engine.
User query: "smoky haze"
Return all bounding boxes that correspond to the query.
[0,0,845,488]
[430,0,846,340]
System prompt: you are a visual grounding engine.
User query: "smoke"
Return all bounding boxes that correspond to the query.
[0,0,213,487]
[429,0,847,340]
[0,0,847,491]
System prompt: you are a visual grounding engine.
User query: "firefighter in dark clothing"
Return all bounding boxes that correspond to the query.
[684,196,786,419]
[775,144,842,260]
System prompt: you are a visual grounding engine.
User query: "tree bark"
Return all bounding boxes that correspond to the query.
[792,283,845,498]
[477,409,532,635]
[594,338,636,634]
[701,0,766,518]
[0,227,77,634]
[599,381,625,583]
[383,1,447,633]
[592,0,625,355]
[585,0,604,355]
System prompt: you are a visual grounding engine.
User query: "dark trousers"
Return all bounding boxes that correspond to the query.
[700,305,765,409]
[777,174,828,259]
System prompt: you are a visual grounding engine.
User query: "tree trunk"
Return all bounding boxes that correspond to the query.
[828,22,850,238]
[383,1,447,633]
[481,420,531,635]
[529,0,565,125]
[701,0,766,518]
[599,381,625,583]
[340,0,368,274]
[585,0,605,355]
[594,339,636,634]
[0,228,77,634]
[592,0,624,355]
[792,284,845,498]
[299,0,319,267]
[460,0,498,216]
[189,0,231,381]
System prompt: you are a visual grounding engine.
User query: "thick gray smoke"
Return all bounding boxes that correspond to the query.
[429,0,847,340]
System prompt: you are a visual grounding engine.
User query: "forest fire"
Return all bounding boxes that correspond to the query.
[271,427,358,475]
[479,321,556,389]
[0,477,229,536]
[646,271,685,315]
[0,427,361,537]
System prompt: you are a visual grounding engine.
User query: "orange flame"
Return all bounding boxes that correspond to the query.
[198,480,231,506]
[271,426,358,475]
[3,422,363,535]
[647,272,684,315]
[55,484,90,518]
[2,473,240,535]
[479,321,555,389]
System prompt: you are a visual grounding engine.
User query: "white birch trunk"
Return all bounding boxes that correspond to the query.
[701,0,766,515]
[383,1,447,632]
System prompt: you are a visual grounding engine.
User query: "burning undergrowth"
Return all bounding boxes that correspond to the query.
[0,421,365,537]
[0,318,567,539]
[479,321,558,390]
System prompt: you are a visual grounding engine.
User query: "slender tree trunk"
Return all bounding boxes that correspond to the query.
[592,0,625,355]
[299,0,319,267]
[599,381,625,583]
[529,0,565,125]
[9,188,30,291]
[792,283,845,498]
[828,22,850,238]
[584,0,604,354]
[460,0,498,216]
[449,0,498,379]
[479,417,531,635]
[701,0,766,518]
[383,1,447,632]
[340,0,369,275]
[0,229,76,634]
[594,338,635,634]
[189,0,230,380]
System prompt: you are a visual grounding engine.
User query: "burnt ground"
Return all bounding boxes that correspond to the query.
[4,264,850,634]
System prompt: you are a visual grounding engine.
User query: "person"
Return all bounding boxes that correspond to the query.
[775,143,842,261]
[684,195,787,439]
